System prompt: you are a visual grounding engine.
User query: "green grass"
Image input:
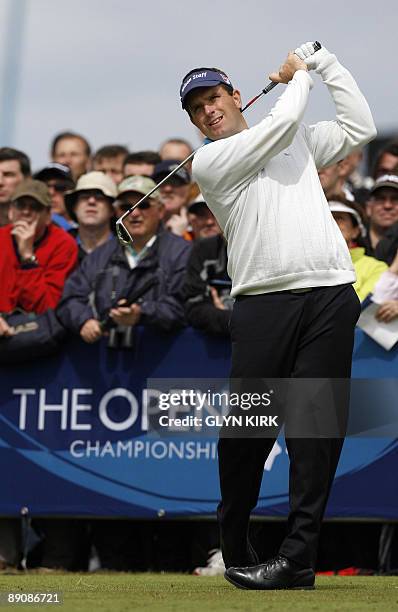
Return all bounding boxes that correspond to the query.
[0,573,397,611]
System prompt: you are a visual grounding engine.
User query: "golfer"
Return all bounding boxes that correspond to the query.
[179,43,376,589]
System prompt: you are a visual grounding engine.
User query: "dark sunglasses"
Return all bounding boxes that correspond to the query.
[117,200,153,212]
[47,182,70,193]
[13,200,45,213]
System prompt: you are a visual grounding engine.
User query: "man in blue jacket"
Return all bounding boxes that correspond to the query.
[58,175,191,343]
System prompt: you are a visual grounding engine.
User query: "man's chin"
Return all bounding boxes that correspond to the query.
[127,228,143,238]
[208,127,234,141]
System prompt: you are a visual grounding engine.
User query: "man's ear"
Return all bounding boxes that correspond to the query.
[232,89,242,109]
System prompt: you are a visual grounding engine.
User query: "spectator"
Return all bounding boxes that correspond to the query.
[51,131,91,180]
[123,151,161,178]
[365,174,398,254]
[34,162,76,231]
[328,198,387,301]
[373,248,398,322]
[340,150,372,204]
[374,163,398,265]
[64,172,117,261]
[159,138,193,162]
[318,153,360,201]
[372,140,398,180]
[0,180,78,336]
[153,160,191,237]
[187,194,221,240]
[184,234,232,335]
[92,145,129,185]
[57,175,191,343]
[375,222,398,265]
[0,147,31,226]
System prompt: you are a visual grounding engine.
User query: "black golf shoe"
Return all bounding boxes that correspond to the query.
[224,554,315,590]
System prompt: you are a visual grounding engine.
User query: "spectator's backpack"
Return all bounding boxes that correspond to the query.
[0,309,66,364]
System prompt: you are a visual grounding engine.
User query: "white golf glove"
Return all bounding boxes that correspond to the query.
[294,42,330,71]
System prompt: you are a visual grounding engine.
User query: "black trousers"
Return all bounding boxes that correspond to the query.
[218,284,361,569]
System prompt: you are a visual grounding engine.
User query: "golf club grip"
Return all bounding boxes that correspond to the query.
[261,39,321,97]
[241,41,322,113]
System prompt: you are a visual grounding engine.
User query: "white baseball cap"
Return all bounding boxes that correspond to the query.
[328,201,366,237]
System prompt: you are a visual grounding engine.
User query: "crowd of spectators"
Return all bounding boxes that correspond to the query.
[0,134,398,345]
[1,133,398,570]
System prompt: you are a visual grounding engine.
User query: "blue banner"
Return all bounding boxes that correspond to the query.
[1,328,397,519]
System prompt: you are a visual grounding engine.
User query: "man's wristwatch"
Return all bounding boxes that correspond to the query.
[20,254,38,265]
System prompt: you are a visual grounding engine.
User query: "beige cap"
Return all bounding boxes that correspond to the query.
[65,171,117,219]
[11,179,52,208]
[117,175,160,199]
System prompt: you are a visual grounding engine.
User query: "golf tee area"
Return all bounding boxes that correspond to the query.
[1,572,398,611]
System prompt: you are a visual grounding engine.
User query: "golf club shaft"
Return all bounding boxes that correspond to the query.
[117,41,322,236]
[116,79,273,229]
[241,41,322,113]
[241,82,278,113]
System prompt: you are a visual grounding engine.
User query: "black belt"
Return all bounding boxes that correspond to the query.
[289,288,313,294]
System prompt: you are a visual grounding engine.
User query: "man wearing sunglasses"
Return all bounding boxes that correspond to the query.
[58,175,191,344]
[0,179,78,337]
[34,163,76,230]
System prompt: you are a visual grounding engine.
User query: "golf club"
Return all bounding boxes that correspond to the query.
[116,41,322,247]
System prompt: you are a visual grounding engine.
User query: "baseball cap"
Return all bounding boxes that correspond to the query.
[328,201,366,237]
[370,174,398,194]
[117,175,160,199]
[152,160,191,186]
[11,179,51,208]
[180,69,233,109]
[188,192,209,214]
[65,171,117,220]
[34,162,74,184]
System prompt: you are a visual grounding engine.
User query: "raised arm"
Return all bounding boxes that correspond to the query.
[297,43,377,169]
[193,55,313,196]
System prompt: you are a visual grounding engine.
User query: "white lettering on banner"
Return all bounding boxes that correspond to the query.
[152,442,168,460]
[69,440,218,460]
[14,389,36,430]
[134,440,145,456]
[11,386,275,433]
[71,389,93,431]
[86,440,100,455]
[39,389,68,430]
[101,440,115,456]
[70,440,84,457]
[99,388,138,431]
[141,388,163,431]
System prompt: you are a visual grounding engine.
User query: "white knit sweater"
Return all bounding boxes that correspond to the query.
[192,52,377,297]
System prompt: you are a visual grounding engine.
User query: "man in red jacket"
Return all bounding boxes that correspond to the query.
[0,179,78,337]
